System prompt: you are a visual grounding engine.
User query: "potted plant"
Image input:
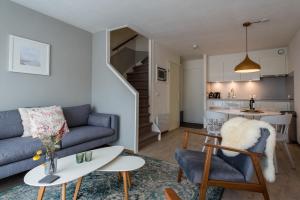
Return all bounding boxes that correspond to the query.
[33,122,66,175]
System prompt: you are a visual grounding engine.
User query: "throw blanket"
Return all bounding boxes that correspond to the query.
[220,117,276,182]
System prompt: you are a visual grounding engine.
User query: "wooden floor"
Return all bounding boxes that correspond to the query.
[139,127,300,200]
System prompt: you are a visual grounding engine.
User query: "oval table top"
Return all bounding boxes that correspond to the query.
[211,108,281,117]
[98,156,145,172]
[24,146,124,187]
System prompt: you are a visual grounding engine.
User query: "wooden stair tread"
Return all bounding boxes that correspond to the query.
[139,122,152,128]
[139,113,150,117]
[127,71,148,75]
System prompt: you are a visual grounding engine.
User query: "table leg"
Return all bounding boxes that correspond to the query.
[122,171,129,200]
[37,186,46,200]
[118,172,122,182]
[126,172,131,188]
[73,177,83,200]
[61,183,66,200]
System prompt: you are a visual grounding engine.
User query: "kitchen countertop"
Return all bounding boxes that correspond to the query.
[207,98,294,102]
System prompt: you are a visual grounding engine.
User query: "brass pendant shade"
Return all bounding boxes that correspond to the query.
[234,54,261,73]
[234,22,261,73]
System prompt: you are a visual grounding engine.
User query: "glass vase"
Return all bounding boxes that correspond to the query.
[44,152,57,175]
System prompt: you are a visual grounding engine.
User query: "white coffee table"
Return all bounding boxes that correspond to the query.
[24,146,124,200]
[98,156,145,200]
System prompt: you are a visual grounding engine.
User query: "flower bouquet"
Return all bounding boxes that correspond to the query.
[33,122,67,175]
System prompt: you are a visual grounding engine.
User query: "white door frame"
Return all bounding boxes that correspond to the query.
[168,61,181,131]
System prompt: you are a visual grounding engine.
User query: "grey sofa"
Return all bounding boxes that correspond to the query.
[0,104,119,179]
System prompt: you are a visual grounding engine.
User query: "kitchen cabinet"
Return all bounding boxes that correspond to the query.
[208,55,223,82]
[207,48,287,82]
[207,99,292,112]
[259,48,287,76]
[222,54,241,81]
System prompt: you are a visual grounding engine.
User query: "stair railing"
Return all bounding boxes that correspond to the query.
[112,34,138,52]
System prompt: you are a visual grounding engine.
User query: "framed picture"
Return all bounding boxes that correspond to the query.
[9,35,50,75]
[157,66,167,81]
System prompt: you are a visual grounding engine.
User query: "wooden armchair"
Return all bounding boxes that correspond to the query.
[174,129,270,200]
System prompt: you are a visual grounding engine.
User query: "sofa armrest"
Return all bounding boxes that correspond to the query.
[88,113,119,134]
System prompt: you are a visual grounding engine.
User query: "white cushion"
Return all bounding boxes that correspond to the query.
[18,108,33,137]
[28,106,69,138]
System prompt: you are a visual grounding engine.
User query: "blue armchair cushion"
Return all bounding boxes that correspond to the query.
[175,149,245,184]
[0,110,23,139]
[217,128,269,182]
[61,126,114,148]
[0,137,42,166]
[62,104,91,128]
[88,113,111,128]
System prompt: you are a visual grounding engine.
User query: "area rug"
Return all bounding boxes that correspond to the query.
[0,155,223,200]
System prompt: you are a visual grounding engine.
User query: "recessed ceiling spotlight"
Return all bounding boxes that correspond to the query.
[192,44,199,49]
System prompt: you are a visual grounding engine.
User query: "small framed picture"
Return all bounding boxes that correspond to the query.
[9,35,50,75]
[157,66,167,81]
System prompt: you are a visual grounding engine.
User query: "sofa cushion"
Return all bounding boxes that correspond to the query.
[61,126,114,148]
[0,110,23,139]
[175,149,245,184]
[62,105,91,128]
[88,113,111,128]
[0,137,42,166]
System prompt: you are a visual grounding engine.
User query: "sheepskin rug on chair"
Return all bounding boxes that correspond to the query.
[220,117,276,182]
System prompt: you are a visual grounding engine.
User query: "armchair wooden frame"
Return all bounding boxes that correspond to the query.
[176,129,270,200]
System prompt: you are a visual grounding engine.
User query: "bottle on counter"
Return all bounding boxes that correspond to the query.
[249,97,255,110]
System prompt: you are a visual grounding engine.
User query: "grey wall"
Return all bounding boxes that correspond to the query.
[0,1,92,111]
[92,31,136,151]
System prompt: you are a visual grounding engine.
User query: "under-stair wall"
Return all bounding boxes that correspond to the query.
[92,30,138,152]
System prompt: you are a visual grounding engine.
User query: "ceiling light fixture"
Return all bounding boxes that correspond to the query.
[192,44,199,49]
[234,22,261,73]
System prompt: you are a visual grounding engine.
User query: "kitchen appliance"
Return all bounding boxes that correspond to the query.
[213,92,221,99]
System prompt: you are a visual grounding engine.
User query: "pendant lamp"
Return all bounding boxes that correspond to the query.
[234,22,261,73]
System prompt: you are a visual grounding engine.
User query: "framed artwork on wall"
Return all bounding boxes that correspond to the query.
[156,65,167,82]
[9,35,50,75]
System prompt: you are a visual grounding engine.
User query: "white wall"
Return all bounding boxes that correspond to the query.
[288,28,300,143]
[182,59,205,124]
[150,41,180,128]
[92,30,138,152]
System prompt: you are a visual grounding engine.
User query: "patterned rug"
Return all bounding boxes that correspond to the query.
[0,155,223,200]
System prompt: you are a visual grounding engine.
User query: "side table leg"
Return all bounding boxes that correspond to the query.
[126,172,131,188]
[61,183,66,200]
[73,177,83,200]
[122,171,129,200]
[37,186,46,200]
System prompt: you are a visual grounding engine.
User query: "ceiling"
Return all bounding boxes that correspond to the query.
[11,0,300,59]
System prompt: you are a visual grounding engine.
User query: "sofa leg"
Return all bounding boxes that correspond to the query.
[177,168,183,183]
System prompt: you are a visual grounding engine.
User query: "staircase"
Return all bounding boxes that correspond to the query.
[127,58,158,148]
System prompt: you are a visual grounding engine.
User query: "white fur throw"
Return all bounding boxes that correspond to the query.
[220,117,276,182]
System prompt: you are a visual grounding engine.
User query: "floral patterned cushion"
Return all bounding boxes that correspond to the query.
[28,106,69,138]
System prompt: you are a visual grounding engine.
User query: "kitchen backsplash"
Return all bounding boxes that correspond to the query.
[207,75,294,100]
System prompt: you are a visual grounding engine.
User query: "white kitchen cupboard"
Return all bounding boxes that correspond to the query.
[208,55,223,82]
[258,48,287,76]
[207,99,291,112]
[222,54,241,81]
[207,47,287,82]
